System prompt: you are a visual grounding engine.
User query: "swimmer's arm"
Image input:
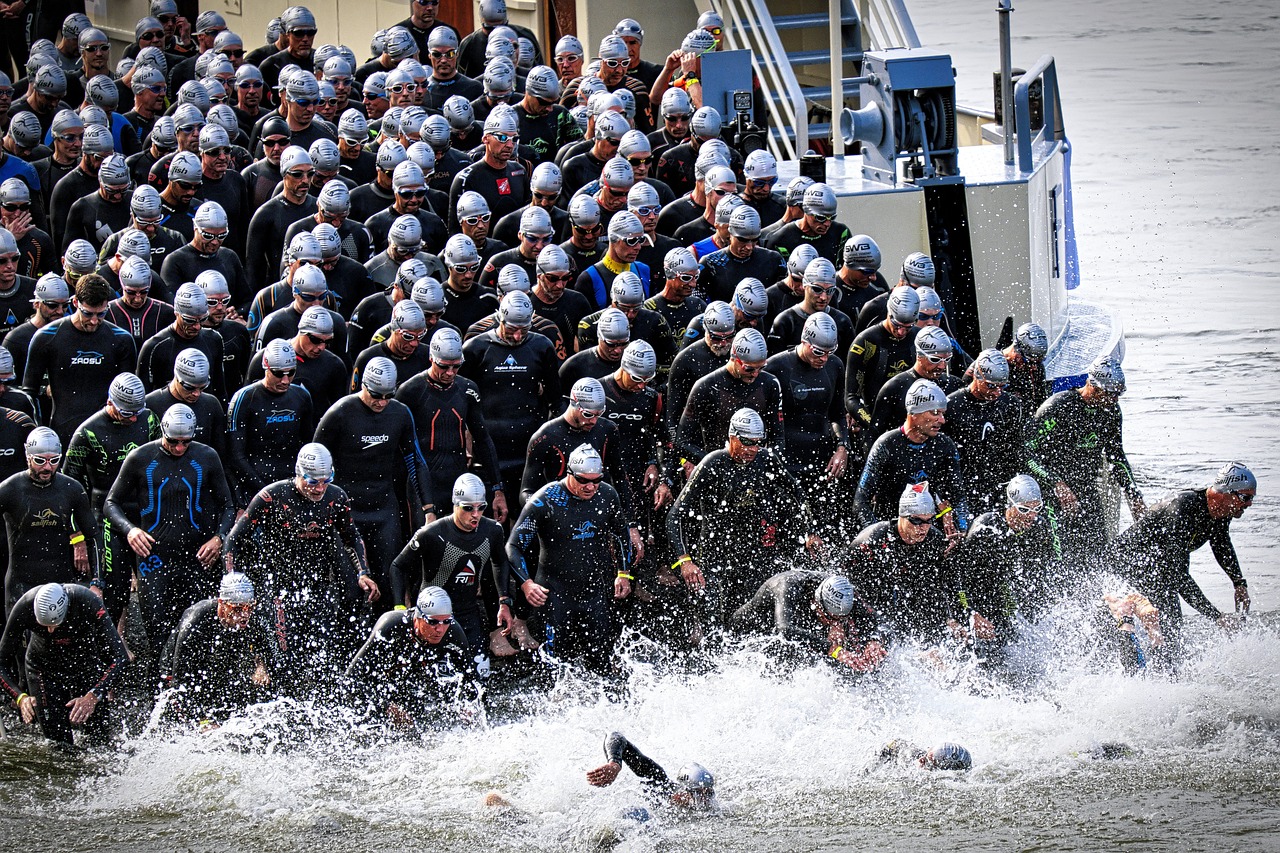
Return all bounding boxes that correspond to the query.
[603,731,670,788]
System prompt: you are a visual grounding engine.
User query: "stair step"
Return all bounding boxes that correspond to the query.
[741,13,857,32]
[781,80,864,103]
[780,47,863,66]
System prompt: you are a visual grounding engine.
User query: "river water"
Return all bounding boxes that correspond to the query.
[2,2,1278,850]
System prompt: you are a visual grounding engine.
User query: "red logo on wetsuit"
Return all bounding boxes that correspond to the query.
[761,519,777,548]
[496,178,511,195]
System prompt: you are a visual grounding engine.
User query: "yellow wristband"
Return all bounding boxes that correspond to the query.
[830,646,843,659]
[394,605,407,611]
[934,506,953,519]
[685,77,700,85]
[672,556,693,570]
[617,572,635,581]
[69,533,85,545]
[16,692,27,705]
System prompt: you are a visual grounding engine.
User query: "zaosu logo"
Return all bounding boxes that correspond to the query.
[265,408,297,424]
[70,350,105,365]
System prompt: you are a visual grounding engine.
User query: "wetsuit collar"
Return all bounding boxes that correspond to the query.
[602,254,627,275]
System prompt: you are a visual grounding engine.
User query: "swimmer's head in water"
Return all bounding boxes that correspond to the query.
[928,743,972,770]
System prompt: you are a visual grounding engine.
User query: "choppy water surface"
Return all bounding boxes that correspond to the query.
[3,1,1279,850]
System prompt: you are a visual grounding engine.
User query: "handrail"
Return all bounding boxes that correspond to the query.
[1013,54,1063,172]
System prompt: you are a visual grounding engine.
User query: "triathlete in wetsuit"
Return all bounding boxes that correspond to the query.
[196,270,253,392]
[765,312,851,480]
[315,357,429,605]
[760,184,852,267]
[586,731,716,811]
[847,484,960,643]
[390,473,512,661]
[1025,357,1144,565]
[0,583,127,744]
[730,571,885,673]
[223,443,378,695]
[1114,462,1256,663]
[104,405,235,654]
[144,348,227,457]
[159,572,277,726]
[225,339,316,506]
[345,585,477,725]
[844,286,920,444]
[666,300,734,435]
[136,283,227,400]
[943,349,1028,513]
[21,273,138,445]
[0,428,99,614]
[105,254,176,348]
[868,326,966,441]
[1003,322,1049,412]
[395,328,506,519]
[854,379,966,536]
[507,445,633,672]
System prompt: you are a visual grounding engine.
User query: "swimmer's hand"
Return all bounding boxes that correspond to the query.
[587,760,621,787]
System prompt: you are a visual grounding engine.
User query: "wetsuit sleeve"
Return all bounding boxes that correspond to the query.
[853,438,887,528]
[1175,566,1222,620]
[602,732,672,794]
[61,425,93,494]
[665,455,712,558]
[505,496,544,585]
[334,491,370,578]
[20,326,52,403]
[0,598,31,700]
[102,451,145,535]
[389,528,429,608]
[728,577,779,632]
[1024,398,1064,486]
[489,523,513,598]
[225,388,263,504]
[70,483,102,583]
[1102,410,1141,500]
[224,488,270,574]
[844,339,873,422]
[464,384,503,491]
[207,454,237,540]
[80,587,128,698]
[765,374,785,455]
[1209,521,1244,584]
[673,385,708,464]
[539,344,562,422]
[519,427,556,508]
[603,431,637,525]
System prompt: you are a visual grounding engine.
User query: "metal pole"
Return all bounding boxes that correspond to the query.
[831,0,845,156]
[998,0,1015,164]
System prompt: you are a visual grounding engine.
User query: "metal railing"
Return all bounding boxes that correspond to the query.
[712,0,922,160]
[1013,54,1064,172]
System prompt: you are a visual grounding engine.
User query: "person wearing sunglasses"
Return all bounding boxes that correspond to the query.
[4,272,68,396]
[0,222,40,335]
[854,379,966,551]
[224,441,378,697]
[1026,355,1145,569]
[245,145,317,289]
[449,105,529,231]
[346,584,479,726]
[666,299,734,424]
[124,64,167,143]
[477,204,550,293]
[668,406,820,623]
[45,119,103,249]
[766,255,852,356]
[316,356,431,613]
[456,0,542,80]
[951,474,1057,662]
[561,110,627,197]
[675,327,783,477]
[573,210,650,313]
[0,581,126,746]
[243,306,342,415]
[366,160,447,257]
[255,264,349,361]
[164,11,228,97]
[160,201,249,314]
[761,183,852,272]
[60,153,131,256]
[938,348,1024,513]
[223,338,317,507]
[639,246,702,356]
[855,250,936,334]
[1002,321,1050,411]
[0,426,101,618]
[867,325,962,441]
[671,162,733,250]
[1111,461,1256,669]
[764,312,853,502]
[151,150,202,245]
[506,441,633,671]
[191,125,247,254]
[575,274,674,375]
[103,401,235,657]
[845,285,922,444]
[397,0,460,59]
[144,348,225,457]
[137,283,227,400]
[161,571,278,730]
[591,35,652,134]
[848,482,960,642]
[350,299,433,396]
[23,273,136,446]
[257,6,319,98]
[420,27,482,110]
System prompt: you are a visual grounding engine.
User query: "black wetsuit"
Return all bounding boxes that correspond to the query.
[365,205,449,256]
[394,371,503,510]
[160,597,277,723]
[448,158,530,233]
[666,339,729,435]
[834,276,886,322]
[764,348,850,478]
[844,323,917,437]
[0,470,99,613]
[854,427,965,529]
[159,245,254,313]
[493,203,569,248]
[956,510,1062,639]
[245,193,318,291]
[869,367,965,441]
[105,296,176,350]
[1115,489,1242,657]
[767,305,856,359]
[531,287,593,355]
[22,317,138,445]
[345,609,476,719]
[943,387,1028,513]
[224,478,369,692]
[761,220,853,267]
[697,246,786,305]
[63,407,162,619]
[62,193,133,255]
[675,366,784,465]
[600,731,680,803]
[207,319,253,393]
[0,276,37,336]
[104,440,235,653]
[1025,389,1140,561]
[144,386,227,457]
[575,308,676,367]
[655,194,701,238]
[255,305,349,365]
[520,415,634,520]
[246,346,349,414]
[0,583,127,743]
[315,394,428,596]
[350,340,432,393]
[644,292,705,359]
[848,520,956,641]
[1008,356,1048,412]
[476,246,538,292]
[390,515,510,659]
[442,282,500,334]
[667,448,809,620]
[461,328,560,496]
[246,281,340,339]
[730,569,878,659]
[48,166,98,250]
[137,326,228,401]
[507,480,632,669]
[225,382,316,506]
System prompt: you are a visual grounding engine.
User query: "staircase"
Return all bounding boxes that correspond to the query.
[712,0,921,159]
